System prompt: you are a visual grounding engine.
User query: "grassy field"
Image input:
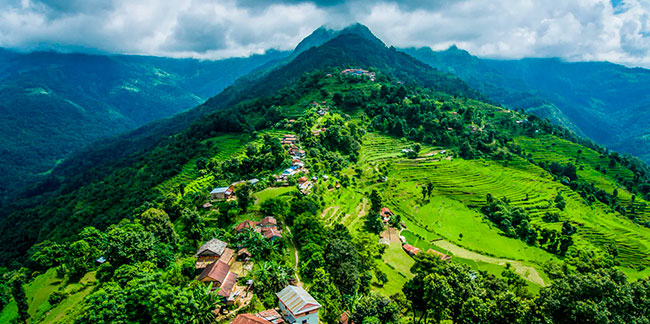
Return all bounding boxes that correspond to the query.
[318,132,650,289]
[0,269,97,324]
[374,241,414,296]
[253,186,297,205]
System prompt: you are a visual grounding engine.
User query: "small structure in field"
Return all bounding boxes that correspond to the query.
[402,243,420,256]
[210,186,233,200]
[427,248,451,261]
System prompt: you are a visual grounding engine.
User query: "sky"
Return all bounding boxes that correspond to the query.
[2,0,650,67]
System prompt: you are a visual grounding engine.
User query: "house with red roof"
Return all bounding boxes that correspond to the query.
[427,248,451,261]
[231,309,284,324]
[231,314,272,324]
[236,220,259,233]
[402,243,420,256]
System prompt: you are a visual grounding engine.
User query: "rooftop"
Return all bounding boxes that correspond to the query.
[211,187,230,194]
[231,314,273,324]
[195,238,227,258]
[276,285,321,316]
[197,259,230,283]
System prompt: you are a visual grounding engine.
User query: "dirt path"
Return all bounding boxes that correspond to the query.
[321,205,339,221]
[381,227,401,243]
[433,240,546,287]
[285,226,302,286]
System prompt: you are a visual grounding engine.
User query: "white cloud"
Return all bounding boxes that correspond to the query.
[1,0,650,67]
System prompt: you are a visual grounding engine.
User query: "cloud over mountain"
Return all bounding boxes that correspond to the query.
[2,0,650,67]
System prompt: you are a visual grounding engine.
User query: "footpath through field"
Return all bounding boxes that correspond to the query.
[434,240,546,287]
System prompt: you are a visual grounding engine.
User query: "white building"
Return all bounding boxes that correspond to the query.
[276,285,321,324]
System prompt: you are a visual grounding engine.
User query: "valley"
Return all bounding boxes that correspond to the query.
[1,24,650,324]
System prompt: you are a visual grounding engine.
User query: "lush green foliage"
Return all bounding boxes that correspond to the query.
[0,48,288,201]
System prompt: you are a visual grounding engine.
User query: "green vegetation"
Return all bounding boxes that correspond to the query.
[0,49,289,201]
[2,24,650,324]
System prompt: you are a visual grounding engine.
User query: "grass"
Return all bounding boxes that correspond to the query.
[253,187,297,205]
[155,133,250,198]
[318,131,650,291]
[374,242,414,296]
[0,269,97,324]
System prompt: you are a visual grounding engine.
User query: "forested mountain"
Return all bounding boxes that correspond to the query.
[13,24,478,206]
[0,48,288,201]
[403,46,650,163]
[2,24,650,324]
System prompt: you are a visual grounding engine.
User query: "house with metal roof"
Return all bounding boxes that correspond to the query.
[276,285,321,324]
[210,186,233,200]
[195,238,229,269]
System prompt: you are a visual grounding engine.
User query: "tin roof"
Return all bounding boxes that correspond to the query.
[231,314,272,324]
[276,285,321,316]
[217,271,238,297]
[195,238,227,257]
[211,187,230,194]
[197,259,230,283]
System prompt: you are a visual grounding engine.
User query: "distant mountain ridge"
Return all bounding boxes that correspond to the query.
[0,48,289,200]
[17,23,477,205]
[402,46,650,162]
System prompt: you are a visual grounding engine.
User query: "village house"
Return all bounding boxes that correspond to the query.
[256,309,284,324]
[299,181,313,195]
[427,248,451,261]
[380,207,394,223]
[211,186,233,200]
[340,68,376,81]
[402,243,420,256]
[235,217,282,241]
[236,220,259,233]
[262,227,283,241]
[195,238,234,269]
[231,309,284,324]
[281,134,297,145]
[196,254,239,302]
[295,150,306,158]
[277,285,322,324]
[260,216,277,228]
[231,314,272,324]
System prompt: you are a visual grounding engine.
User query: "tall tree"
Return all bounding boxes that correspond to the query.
[12,277,29,324]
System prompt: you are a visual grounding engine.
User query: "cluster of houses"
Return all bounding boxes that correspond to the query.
[273,134,313,195]
[235,216,283,241]
[195,238,243,304]
[210,179,260,201]
[311,100,330,116]
[341,68,376,81]
[231,285,322,324]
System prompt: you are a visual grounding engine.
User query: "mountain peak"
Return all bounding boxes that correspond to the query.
[337,23,385,46]
[292,23,383,58]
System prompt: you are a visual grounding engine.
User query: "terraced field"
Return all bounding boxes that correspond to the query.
[515,135,650,224]
[355,133,650,276]
[155,134,249,198]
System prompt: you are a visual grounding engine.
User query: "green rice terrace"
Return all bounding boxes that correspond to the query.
[319,131,650,292]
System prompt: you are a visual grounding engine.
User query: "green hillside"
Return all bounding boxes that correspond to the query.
[2,26,650,324]
[0,48,288,201]
[403,45,650,165]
